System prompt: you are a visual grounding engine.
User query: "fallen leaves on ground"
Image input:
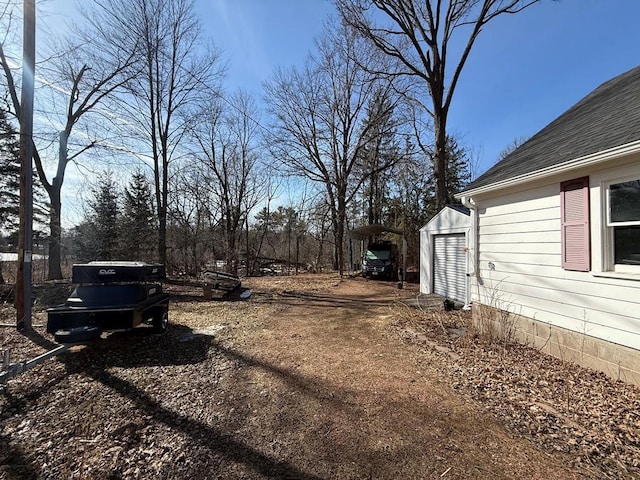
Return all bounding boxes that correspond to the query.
[0,274,638,479]
[394,305,640,479]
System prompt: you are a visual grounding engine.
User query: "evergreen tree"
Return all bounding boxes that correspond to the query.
[74,171,121,261]
[439,135,471,198]
[0,103,22,232]
[71,221,98,263]
[387,135,470,268]
[120,169,157,261]
[0,98,49,236]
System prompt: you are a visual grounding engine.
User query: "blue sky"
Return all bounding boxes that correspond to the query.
[33,0,640,226]
[196,0,640,177]
[197,0,336,93]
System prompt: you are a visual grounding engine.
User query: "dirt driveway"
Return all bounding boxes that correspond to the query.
[218,277,580,480]
[0,275,595,478]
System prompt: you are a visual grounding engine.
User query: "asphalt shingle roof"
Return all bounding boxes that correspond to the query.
[463,65,640,192]
[445,204,470,216]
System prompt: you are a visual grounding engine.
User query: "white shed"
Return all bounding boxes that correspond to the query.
[420,205,471,304]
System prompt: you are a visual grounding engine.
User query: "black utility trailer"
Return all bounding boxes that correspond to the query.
[47,262,170,344]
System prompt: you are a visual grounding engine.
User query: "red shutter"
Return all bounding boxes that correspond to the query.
[561,177,590,271]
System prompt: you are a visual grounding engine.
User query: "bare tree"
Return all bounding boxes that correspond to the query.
[42,56,136,278]
[1,3,138,279]
[497,135,529,161]
[307,199,333,272]
[85,0,225,268]
[355,88,404,226]
[168,164,216,275]
[194,91,265,275]
[337,0,541,211]
[265,20,405,274]
[247,178,280,275]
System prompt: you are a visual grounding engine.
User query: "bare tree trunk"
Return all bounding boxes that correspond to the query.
[47,189,63,280]
[159,138,170,267]
[335,216,345,275]
[287,221,291,274]
[245,215,251,276]
[158,201,167,266]
[330,195,347,275]
[253,209,271,275]
[434,115,449,210]
[367,173,376,224]
[47,130,68,280]
[315,211,329,273]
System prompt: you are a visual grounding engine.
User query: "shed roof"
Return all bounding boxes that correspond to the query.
[421,204,471,232]
[463,65,640,192]
[445,204,470,216]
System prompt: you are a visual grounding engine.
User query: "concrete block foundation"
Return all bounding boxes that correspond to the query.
[474,306,640,386]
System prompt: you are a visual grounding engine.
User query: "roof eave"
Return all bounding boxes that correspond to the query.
[456,139,640,199]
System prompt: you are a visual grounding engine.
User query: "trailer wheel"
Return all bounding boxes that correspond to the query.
[54,326,102,344]
[153,308,169,334]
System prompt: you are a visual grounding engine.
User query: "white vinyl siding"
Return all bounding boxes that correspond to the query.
[471,174,640,351]
[433,234,466,302]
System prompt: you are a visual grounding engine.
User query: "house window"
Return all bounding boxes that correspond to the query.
[607,179,640,271]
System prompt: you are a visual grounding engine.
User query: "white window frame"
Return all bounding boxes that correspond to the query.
[604,176,640,274]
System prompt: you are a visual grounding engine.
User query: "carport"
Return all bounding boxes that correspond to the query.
[348,224,407,282]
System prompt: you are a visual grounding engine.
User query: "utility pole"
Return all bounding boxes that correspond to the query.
[16,0,36,331]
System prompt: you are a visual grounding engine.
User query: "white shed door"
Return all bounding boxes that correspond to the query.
[433,234,466,302]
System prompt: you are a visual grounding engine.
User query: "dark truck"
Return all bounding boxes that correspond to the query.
[361,241,398,279]
[47,262,170,344]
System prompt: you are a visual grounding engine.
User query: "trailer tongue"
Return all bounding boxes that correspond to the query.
[1,345,71,386]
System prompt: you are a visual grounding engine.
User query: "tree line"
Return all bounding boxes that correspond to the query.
[0,0,540,279]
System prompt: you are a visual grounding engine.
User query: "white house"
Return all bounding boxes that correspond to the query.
[456,65,640,385]
[420,205,471,304]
